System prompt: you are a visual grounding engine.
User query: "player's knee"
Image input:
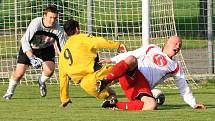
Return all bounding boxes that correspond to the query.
[43,68,54,77]
[12,70,25,80]
[141,96,157,110]
[143,101,157,110]
[42,62,55,76]
[124,55,138,70]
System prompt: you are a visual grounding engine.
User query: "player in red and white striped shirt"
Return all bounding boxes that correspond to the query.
[97,36,206,110]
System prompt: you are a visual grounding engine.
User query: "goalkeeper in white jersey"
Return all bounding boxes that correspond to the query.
[97,36,206,110]
[3,5,66,100]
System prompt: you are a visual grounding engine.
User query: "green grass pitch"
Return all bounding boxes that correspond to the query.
[0,83,215,121]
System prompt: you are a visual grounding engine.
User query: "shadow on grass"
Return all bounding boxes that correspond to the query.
[2,93,128,100]
[157,104,215,110]
[8,95,98,100]
[157,104,188,110]
[205,104,215,109]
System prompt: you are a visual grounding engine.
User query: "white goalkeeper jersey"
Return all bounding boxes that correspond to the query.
[21,17,66,53]
[111,44,196,108]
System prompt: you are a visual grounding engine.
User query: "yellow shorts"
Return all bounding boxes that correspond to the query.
[79,65,113,99]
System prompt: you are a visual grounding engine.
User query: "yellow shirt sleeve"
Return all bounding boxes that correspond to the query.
[86,35,120,49]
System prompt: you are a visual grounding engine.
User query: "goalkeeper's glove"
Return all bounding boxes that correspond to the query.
[28,55,43,69]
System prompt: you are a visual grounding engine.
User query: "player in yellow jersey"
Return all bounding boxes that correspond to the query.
[59,19,126,107]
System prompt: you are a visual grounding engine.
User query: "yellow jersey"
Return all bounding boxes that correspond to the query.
[59,33,120,83]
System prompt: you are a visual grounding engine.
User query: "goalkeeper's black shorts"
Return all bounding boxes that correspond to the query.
[17,45,55,65]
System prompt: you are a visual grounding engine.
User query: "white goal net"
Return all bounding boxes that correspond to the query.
[0,0,198,88]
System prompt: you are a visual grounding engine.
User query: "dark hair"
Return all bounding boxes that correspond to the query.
[44,4,58,15]
[63,19,80,36]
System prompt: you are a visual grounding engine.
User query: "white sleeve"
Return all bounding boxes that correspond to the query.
[110,47,145,63]
[21,18,39,53]
[110,45,156,63]
[54,26,66,54]
[174,65,196,108]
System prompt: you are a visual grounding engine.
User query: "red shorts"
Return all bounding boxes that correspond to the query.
[118,70,152,101]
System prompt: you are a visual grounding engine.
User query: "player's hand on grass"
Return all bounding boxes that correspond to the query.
[194,103,206,109]
[28,55,43,69]
[118,44,127,53]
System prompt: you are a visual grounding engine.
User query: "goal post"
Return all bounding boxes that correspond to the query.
[0,0,198,88]
[142,0,150,45]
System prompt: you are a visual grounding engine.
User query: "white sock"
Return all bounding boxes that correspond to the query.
[39,73,50,84]
[6,79,18,94]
